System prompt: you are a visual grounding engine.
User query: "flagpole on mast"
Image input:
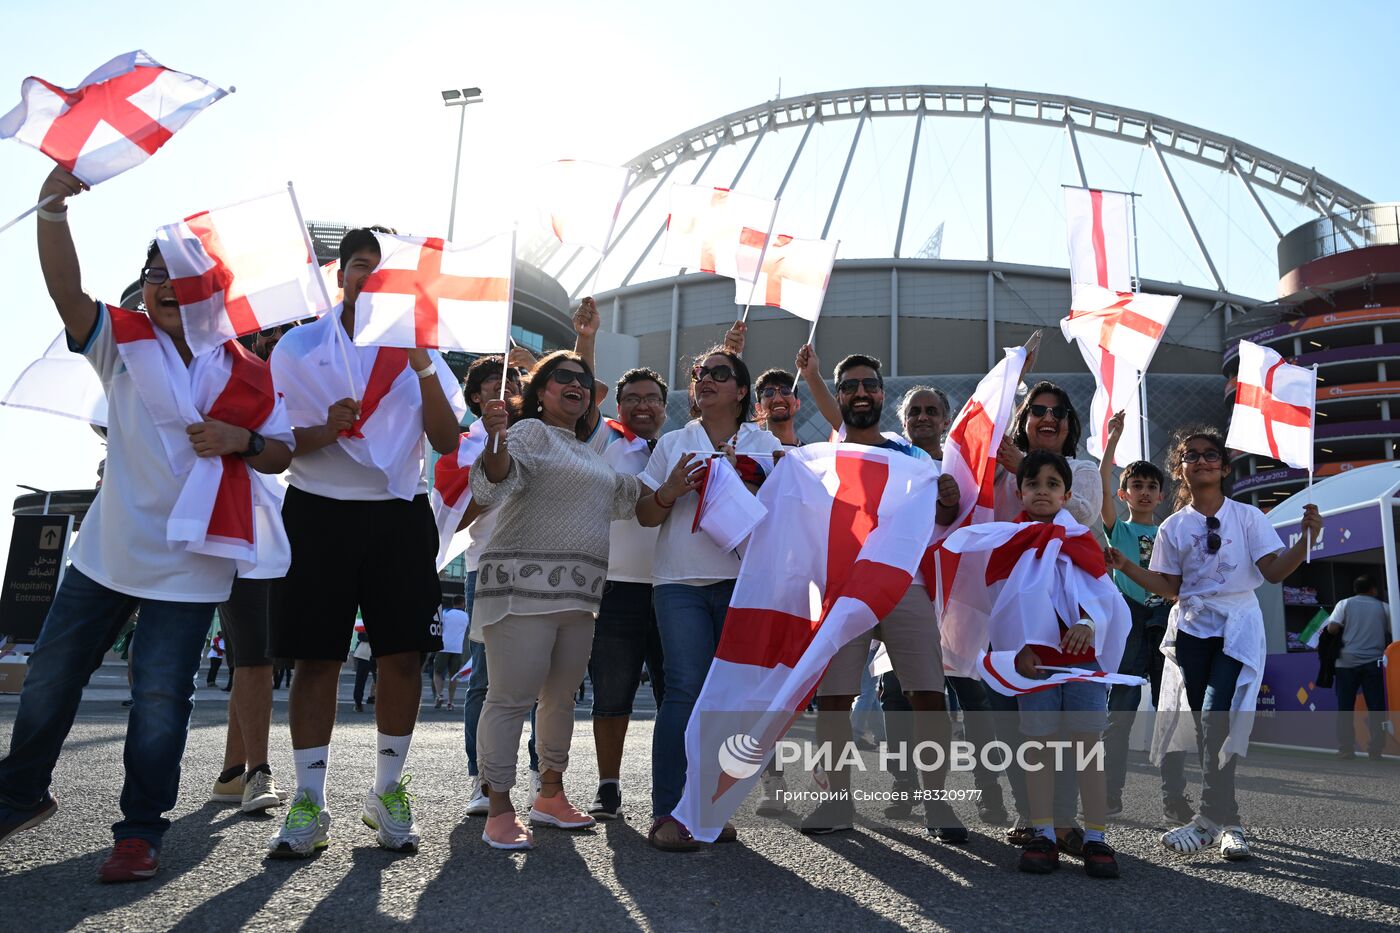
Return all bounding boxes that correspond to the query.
[739,198,782,323]
[493,226,519,454]
[287,181,357,399]
[0,194,59,237]
[1306,363,1318,563]
[1128,193,1151,462]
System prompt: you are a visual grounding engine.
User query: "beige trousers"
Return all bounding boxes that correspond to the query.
[478,610,595,792]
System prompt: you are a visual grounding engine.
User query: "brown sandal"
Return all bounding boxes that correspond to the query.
[715,821,738,843]
[648,816,699,852]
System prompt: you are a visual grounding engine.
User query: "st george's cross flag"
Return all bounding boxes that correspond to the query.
[1060,286,1180,465]
[1226,339,1316,471]
[431,420,489,570]
[916,346,1028,677]
[1064,187,1132,294]
[109,306,294,569]
[661,184,778,280]
[353,231,515,352]
[0,51,228,186]
[691,456,768,552]
[672,444,939,842]
[454,655,475,681]
[534,160,630,253]
[977,650,1147,697]
[155,189,331,358]
[730,233,838,322]
[3,331,110,426]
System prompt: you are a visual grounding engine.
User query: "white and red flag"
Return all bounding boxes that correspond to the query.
[731,234,837,323]
[454,655,475,681]
[977,650,1146,697]
[155,189,330,358]
[691,457,768,552]
[431,420,489,570]
[1064,187,1132,294]
[109,306,293,570]
[660,184,778,280]
[672,444,939,841]
[917,346,1028,677]
[1225,339,1316,471]
[0,51,228,186]
[1060,286,1180,465]
[534,160,630,253]
[353,231,515,352]
[3,331,109,427]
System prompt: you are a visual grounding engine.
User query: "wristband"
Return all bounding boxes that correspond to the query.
[37,206,69,223]
[653,489,675,510]
[415,363,436,380]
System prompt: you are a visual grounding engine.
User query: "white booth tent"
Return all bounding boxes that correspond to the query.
[1266,461,1400,645]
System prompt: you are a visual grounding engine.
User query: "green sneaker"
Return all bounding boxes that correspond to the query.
[363,775,420,853]
[267,790,330,859]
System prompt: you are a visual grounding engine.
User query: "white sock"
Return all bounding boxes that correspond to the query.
[293,746,330,807]
[598,778,620,788]
[375,732,412,794]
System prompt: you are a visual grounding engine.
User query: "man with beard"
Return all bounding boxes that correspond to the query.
[801,353,968,843]
[753,369,802,446]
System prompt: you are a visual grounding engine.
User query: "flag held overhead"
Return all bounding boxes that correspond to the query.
[1226,339,1317,471]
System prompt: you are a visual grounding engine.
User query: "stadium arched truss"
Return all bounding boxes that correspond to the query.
[532,85,1370,304]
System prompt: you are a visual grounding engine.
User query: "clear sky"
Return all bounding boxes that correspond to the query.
[0,0,1396,584]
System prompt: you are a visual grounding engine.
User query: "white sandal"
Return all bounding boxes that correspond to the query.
[1162,815,1220,854]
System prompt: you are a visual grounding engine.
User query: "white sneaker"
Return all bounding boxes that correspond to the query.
[1220,825,1250,861]
[267,791,330,858]
[755,772,789,817]
[241,769,283,814]
[362,776,420,854]
[1161,814,1221,855]
[465,776,490,817]
[525,770,542,809]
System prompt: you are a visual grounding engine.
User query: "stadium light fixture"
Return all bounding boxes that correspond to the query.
[441,86,484,241]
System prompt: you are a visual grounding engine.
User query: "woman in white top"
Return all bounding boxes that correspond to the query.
[471,351,642,851]
[634,346,782,850]
[1109,426,1320,862]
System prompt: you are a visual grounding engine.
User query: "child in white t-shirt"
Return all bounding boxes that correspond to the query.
[1108,426,1320,863]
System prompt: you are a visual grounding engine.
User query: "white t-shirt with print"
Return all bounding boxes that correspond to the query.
[640,420,782,586]
[1149,497,1285,638]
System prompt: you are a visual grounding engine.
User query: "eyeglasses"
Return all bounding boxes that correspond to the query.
[1205,515,1221,554]
[619,393,664,407]
[760,386,794,399]
[1028,403,1068,420]
[1182,449,1222,464]
[837,377,883,395]
[549,368,595,390]
[692,364,735,384]
[141,266,170,285]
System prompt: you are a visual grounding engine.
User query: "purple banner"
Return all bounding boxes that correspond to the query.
[1234,468,1301,493]
[1252,651,1337,750]
[1274,504,1386,560]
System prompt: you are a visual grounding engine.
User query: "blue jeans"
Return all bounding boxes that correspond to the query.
[0,567,215,845]
[1334,662,1387,756]
[462,571,536,776]
[1105,600,1175,803]
[1174,631,1243,825]
[651,580,734,818]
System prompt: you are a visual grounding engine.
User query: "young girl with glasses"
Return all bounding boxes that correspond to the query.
[1106,426,1321,862]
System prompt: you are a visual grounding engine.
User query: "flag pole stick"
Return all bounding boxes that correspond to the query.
[287,181,357,400]
[0,194,58,237]
[1306,363,1318,563]
[1128,193,1151,462]
[493,227,519,454]
[739,197,782,323]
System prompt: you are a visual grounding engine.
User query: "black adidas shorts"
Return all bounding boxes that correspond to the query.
[271,486,444,661]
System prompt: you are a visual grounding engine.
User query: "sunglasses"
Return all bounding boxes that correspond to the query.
[692,364,735,384]
[141,266,171,285]
[837,377,883,395]
[1182,449,1222,464]
[549,368,595,390]
[760,386,794,399]
[1028,403,1068,420]
[1205,515,1221,554]
[904,405,944,418]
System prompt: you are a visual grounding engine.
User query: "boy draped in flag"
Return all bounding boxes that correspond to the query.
[266,227,466,858]
[801,352,969,842]
[0,168,294,883]
[944,450,1129,878]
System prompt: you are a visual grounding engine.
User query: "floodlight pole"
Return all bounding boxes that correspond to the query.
[443,87,483,242]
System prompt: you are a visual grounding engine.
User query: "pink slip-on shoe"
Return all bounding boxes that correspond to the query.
[529,791,596,830]
[482,812,534,850]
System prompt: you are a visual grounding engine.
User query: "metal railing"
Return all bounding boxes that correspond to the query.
[1278,203,1400,276]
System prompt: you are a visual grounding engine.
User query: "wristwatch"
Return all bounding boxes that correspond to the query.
[238,429,265,459]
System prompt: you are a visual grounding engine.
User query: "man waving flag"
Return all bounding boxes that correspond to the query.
[672,444,939,842]
[0,50,228,186]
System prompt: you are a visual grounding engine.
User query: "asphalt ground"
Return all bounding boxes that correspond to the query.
[1,662,1398,932]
